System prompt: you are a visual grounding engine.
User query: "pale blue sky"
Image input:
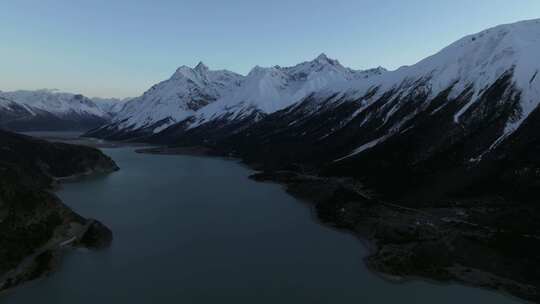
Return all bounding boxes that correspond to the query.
[1,0,539,98]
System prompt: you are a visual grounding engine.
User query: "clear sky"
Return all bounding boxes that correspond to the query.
[1,0,539,98]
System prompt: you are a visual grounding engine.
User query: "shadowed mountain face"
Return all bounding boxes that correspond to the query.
[154,70,537,202]
[0,130,117,290]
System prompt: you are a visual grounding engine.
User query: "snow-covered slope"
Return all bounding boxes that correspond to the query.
[90,19,540,150]
[0,96,30,112]
[109,63,243,133]
[0,90,114,131]
[180,19,540,203]
[322,19,540,145]
[146,18,540,173]
[189,54,385,127]
[0,89,108,118]
[90,54,384,138]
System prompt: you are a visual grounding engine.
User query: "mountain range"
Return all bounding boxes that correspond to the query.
[85,53,386,140]
[85,19,539,186]
[0,90,128,131]
[86,19,538,155]
[4,19,540,203]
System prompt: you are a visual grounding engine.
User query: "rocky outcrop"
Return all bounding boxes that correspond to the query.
[78,220,113,250]
[0,130,118,292]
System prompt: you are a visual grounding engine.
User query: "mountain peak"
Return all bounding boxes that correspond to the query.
[248,65,276,77]
[315,53,329,61]
[313,53,339,65]
[172,62,211,80]
[195,61,209,72]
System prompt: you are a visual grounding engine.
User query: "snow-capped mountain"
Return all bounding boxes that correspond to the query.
[122,19,540,203]
[194,19,539,195]
[92,63,244,138]
[189,54,385,127]
[299,18,540,161]
[328,18,540,141]
[87,54,385,139]
[0,90,106,117]
[89,18,540,181]
[0,89,113,131]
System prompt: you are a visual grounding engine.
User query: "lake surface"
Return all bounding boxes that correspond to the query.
[2,148,519,303]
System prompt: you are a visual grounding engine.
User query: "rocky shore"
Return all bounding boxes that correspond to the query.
[249,170,539,303]
[0,130,118,292]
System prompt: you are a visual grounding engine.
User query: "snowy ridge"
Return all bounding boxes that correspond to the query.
[0,89,108,118]
[188,54,385,128]
[105,54,385,133]
[303,19,540,161]
[94,19,540,151]
[329,19,540,136]
[111,62,243,133]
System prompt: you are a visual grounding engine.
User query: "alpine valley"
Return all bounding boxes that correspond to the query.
[2,18,540,302]
[84,19,540,302]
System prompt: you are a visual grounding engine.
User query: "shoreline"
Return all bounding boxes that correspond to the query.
[0,133,117,295]
[136,145,538,303]
[0,215,113,295]
[14,134,533,303]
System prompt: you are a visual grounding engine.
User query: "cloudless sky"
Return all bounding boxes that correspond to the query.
[1,0,539,98]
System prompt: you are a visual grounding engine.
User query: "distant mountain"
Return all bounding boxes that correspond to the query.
[0,90,116,131]
[188,54,385,128]
[85,54,385,140]
[87,63,244,139]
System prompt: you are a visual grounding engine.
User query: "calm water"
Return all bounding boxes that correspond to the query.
[3,148,519,303]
